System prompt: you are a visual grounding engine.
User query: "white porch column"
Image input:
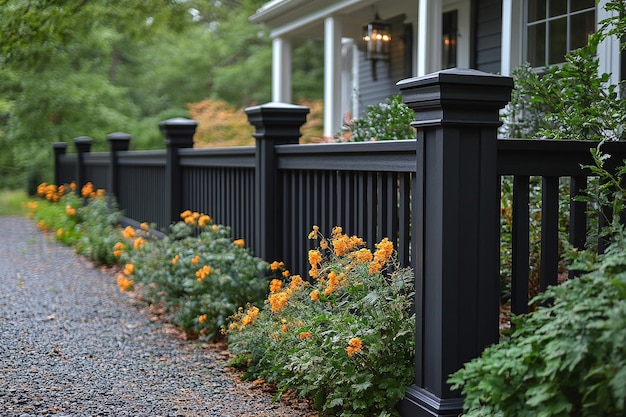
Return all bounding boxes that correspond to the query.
[272,37,292,103]
[500,0,523,76]
[597,0,621,87]
[417,0,442,76]
[324,16,343,138]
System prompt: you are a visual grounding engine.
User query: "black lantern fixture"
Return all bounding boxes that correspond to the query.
[362,13,391,81]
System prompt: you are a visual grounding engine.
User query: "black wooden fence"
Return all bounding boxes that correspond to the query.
[52,68,626,417]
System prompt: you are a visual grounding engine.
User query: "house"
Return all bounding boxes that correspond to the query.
[250,0,623,138]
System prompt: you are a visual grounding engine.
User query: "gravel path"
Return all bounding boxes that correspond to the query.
[0,216,314,417]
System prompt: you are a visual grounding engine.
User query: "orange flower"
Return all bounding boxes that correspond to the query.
[268,292,289,312]
[65,205,76,216]
[270,261,284,271]
[123,263,134,276]
[140,222,149,231]
[191,255,200,264]
[308,250,322,268]
[282,270,290,278]
[198,214,211,228]
[281,324,288,333]
[195,265,212,282]
[122,226,136,239]
[299,332,312,339]
[233,239,245,248]
[310,290,320,301]
[133,236,145,249]
[180,210,192,219]
[117,274,134,292]
[69,182,77,191]
[289,275,305,290]
[308,225,320,239]
[269,279,283,293]
[171,255,179,265]
[346,337,363,356]
[198,314,207,324]
[81,182,94,198]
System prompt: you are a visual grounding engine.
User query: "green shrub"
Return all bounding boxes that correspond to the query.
[338,95,416,142]
[120,211,270,340]
[226,226,415,417]
[449,228,626,417]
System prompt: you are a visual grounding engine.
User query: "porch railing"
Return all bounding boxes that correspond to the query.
[52,68,626,417]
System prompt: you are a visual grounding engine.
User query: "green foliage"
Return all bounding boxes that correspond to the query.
[0,188,28,216]
[121,211,270,340]
[0,0,323,189]
[74,196,123,265]
[227,227,415,416]
[338,95,416,142]
[450,227,626,416]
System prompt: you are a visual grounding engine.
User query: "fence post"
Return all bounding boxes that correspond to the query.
[106,132,131,199]
[245,102,309,263]
[74,136,93,192]
[397,68,513,417]
[159,118,197,225]
[52,142,67,186]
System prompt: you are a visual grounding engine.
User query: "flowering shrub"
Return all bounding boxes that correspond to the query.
[118,210,270,340]
[226,226,415,416]
[337,95,416,142]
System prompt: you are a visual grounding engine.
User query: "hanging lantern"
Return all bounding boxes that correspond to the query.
[362,13,391,80]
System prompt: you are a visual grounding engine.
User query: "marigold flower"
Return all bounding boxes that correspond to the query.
[65,205,76,216]
[351,248,373,263]
[37,220,47,231]
[269,279,283,293]
[117,274,134,292]
[282,270,290,278]
[69,182,77,191]
[268,292,289,312]
[212,225,219,232]
[140,222,149,231]
[308,225,320,239]
[281,324,288,333]
[229,322,238,331]
[171,255,179,265]
[133,236,145,249]
[195,265,212,282]
[56,228,63,237]
[184,216,196,226]
[122,226,136,239]
[233,239,245,248]
[198,314,207,324]
[289,275,305,290]
[247,306,259,321]
[123,263,134,276]
[309,268,319,279]
[180,210,192,219]
[81,182,94,198]
[320,239,329,250]
[346,337,363,356]
[191,255,200,264]
[332,226,343,237]
[270,261,284,271]
[27,201,38,211]
[310,289,320,301]
[299,332,312,340]
[198,214,211,228]
[96,189,105,199]
[308,250,322,268]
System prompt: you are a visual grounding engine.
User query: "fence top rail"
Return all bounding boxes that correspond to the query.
[117,150,167,167]
[83,153,109,165]
[178,146,255,168]
[276,140,418,172]
[497,139,626,177]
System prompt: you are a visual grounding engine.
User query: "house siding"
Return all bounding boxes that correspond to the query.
[474,0,502,74]
[356,22,411,117]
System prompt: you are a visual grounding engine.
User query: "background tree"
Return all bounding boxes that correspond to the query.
[0,0,324,190]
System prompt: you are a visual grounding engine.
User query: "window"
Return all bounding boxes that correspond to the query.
[526,0,596,67]
[442,10,458,69]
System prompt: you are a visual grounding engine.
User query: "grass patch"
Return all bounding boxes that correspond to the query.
[0,189,28,216]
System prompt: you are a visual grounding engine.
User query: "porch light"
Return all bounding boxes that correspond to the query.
[362,13,391,81]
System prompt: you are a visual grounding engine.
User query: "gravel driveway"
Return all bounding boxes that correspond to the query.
[0,216,314,417]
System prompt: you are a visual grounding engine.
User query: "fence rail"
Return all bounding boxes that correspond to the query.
[52,68,626,417]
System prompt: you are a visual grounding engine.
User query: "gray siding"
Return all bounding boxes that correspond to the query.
[474,0,502,73]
